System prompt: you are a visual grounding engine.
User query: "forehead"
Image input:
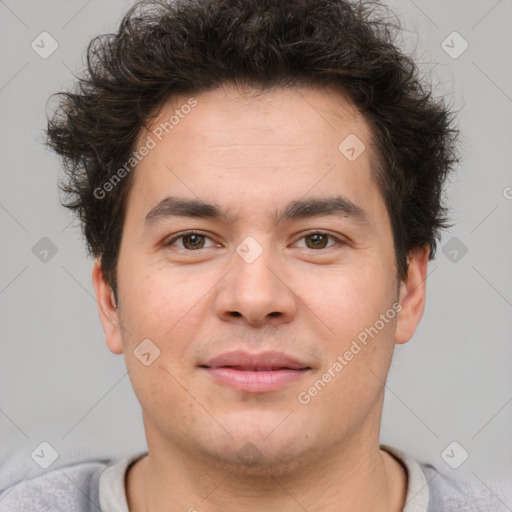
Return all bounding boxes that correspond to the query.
[144,84,371,149]
[128,84,381,223]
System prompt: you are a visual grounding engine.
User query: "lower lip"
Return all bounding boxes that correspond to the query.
[201,367,310,393]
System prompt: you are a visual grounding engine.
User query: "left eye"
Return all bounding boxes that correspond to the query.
[294,232,341,250]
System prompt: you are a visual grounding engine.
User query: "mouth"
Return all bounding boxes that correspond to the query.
[199,351,312,393]
[199,367,312,393]
[201,365,310,371]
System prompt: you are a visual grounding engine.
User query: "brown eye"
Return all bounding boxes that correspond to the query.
[296,231,341,250]
[165,232,216,250]
[181,233,205,250]
[304,233,330,249]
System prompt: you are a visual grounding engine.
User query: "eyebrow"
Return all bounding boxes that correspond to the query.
[144,195,368,227]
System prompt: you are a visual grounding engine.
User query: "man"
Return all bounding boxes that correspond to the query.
[0,0,505,510]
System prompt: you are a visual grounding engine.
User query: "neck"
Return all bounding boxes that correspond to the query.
[127,433,407,512]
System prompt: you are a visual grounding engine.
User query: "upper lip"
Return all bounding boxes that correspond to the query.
[200,350,311,371]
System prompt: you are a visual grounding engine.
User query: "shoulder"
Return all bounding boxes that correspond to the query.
[420,462,509,512]
[381,444,509,512]
[0,459,110,512]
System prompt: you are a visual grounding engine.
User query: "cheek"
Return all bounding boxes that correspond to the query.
[118,257,204,338]
[296,264,395,340]
[295,271,397,429]
[126,361,199,442]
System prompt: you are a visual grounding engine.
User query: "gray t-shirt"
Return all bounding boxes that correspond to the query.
[0,445,507,511]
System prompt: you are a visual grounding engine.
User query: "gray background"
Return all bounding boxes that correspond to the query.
[1,0,511,502]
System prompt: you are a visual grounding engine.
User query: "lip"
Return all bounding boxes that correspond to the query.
[199,350,312,393]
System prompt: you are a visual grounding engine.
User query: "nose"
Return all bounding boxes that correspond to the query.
[214,240,297,327]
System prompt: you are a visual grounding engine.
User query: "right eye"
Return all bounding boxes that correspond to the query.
[164,231,219,251]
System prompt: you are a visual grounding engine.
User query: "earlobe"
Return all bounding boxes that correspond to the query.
[394,246,430,345]
[91,258,124,354]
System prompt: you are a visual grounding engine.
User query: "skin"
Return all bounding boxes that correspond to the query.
[92,83,429,511]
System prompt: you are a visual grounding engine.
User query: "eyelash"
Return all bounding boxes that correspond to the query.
[164,230,345,251]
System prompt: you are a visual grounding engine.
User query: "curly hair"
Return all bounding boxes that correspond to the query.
[46,0,459,298]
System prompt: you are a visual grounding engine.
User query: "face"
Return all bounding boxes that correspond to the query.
[93,84,428,473]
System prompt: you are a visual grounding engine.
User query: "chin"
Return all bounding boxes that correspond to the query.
[191,421,320,477]
[202,441,318,478]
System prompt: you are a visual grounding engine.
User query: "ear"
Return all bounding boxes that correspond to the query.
[91,258,124,354]
[395,245,430,345]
